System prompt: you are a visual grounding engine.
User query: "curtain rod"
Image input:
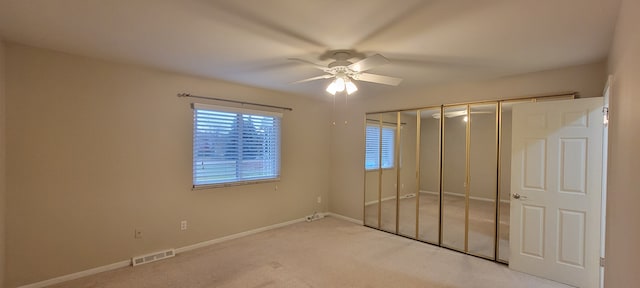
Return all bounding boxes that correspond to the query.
[177,93,293,111]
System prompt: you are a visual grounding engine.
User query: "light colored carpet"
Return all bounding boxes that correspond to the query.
[48,217,569,288]
[365,193,510,261]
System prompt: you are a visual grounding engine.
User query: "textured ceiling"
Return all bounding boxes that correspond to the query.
[0,0,621,99]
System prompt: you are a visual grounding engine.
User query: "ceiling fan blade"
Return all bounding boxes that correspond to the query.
[355,73,403,86]
[348,54,390,72]
[291,74,333,84]
[288,58,328,71]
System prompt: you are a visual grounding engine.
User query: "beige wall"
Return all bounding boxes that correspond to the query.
[0,39,6,288]
[399,112,418,198]
[4,44,331,287]
[440,109,499,201]
[605,0,640,286]
[329,61,607,221]
[442,110,467,196]
[469,110,498,200]
[419,115,440,193]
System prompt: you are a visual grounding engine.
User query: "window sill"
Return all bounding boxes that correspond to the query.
[192,178,280,190]
[365,167,396,172]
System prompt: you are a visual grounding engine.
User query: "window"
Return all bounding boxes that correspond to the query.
[365,124,395,170]
[193,103,281,187]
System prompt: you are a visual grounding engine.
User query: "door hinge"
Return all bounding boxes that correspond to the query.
[600,257,605,267]
[602,107,609,126]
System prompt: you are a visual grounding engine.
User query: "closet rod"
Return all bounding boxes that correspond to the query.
[177,93,293,111]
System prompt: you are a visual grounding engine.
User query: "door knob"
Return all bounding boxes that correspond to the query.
[512,193,527,199]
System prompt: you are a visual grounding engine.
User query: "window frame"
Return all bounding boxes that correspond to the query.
[192,103,282,189]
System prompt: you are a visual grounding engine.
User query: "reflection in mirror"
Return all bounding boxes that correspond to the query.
[468,103,498,258]
[364,113,382,228]
[418,108,441,244]
[364,170,380,228]
[497,101,526,262]
[398,111,418,238]
[441,105,467,251]
[379,112,398,233]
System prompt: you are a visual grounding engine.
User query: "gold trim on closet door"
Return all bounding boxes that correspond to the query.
[395,112,401,234]
[464,104,471,253]
[362,114,367,226]
[367,92,576,114]
[494,103,500,261]
[438,105,444,246]
[415,110,421,239]
[377,117,383,229]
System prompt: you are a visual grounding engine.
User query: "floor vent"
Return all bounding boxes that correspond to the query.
[132,249,175,266]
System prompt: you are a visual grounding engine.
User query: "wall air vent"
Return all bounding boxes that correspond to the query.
[132,249,175,266]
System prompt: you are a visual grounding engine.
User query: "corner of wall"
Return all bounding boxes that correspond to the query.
[604,0,640,286]
[0,37,7,288]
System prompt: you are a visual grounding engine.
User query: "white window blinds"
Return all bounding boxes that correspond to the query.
[193,103,281,187]
[365,124,395,170]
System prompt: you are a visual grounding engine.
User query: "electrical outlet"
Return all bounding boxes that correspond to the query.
[134,229,142,239]
[180,220,187,231]
[317,196,322,204]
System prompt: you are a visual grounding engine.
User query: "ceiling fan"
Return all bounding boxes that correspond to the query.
[289,50,403,95]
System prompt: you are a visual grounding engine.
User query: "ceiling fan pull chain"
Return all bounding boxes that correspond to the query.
[332,93,336,126]
[344,94,348,125]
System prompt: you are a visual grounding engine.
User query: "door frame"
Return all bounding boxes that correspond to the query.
[599,76,612,288]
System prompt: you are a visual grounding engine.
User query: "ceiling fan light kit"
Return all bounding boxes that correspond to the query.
[326,75,358,95]
[290,50,402,96]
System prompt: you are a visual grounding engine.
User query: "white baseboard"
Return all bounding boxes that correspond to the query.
[175,217,307,254]
[17,260,131,288]
[443,191,496,202]
[469,195,495,202]
[326,212,364,225]
[420,190,439,195]
[364,195,396,206]
[443,191,465,198]
[17,215,317,288]
[420,190,505,204]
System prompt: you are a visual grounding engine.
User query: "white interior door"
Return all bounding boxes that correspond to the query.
[509,98,603,288]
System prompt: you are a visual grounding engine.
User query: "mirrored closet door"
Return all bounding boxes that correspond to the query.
[467,103,498,258]
[398,110,418,238]
[363,112,399,234]
[364,113,382,228]
[418,108,441,244]
[364,96,576,263]
[378,112,399,234]
[441,105,468,251]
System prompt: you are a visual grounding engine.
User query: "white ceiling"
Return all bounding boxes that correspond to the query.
[0,0,621,99]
